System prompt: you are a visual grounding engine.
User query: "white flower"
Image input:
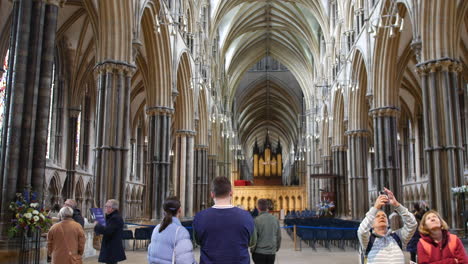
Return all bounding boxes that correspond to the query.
[32,210,39,215]
[30,203,39,208]
[40,214,45,220]
[24,213,32,219]
[33,216,39,222]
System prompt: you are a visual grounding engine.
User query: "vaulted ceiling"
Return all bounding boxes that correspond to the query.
[210,0,327,170]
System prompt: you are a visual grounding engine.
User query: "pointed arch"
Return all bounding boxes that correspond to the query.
[349,49,370,131]
[332,90,346,146]
[196,89,209,146]
[141,1,173,107]
[174,52,194,131]
[48,172,62,206]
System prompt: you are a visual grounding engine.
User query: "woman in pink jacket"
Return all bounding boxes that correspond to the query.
[417,210,468,264]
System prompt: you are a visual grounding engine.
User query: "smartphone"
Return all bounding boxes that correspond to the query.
[379,190,389,204]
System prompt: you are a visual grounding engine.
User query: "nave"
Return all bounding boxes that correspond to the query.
[84,228,361,264]
[0,0,467,262]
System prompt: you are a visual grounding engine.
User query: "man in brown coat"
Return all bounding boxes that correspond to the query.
[47,206,86,264]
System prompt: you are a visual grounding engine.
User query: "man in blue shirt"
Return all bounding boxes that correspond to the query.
[193,176,255,264]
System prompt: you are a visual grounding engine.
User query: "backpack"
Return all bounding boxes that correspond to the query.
[365,231,402,256]
[418,233,458,257]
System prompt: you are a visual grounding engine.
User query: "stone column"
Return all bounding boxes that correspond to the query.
[0,0,62,235]
[194,145,208,212]
[63,108,80,198]
[347,130,370,219]
[370,108,401,205]
[321,155,334,194]
[207,154,217,206]
[32,1,62,193]
[173,130,195,217]
[332,145,348,217]
[146,107,172,220]
[94,62,134,215]
[417,59,464,228]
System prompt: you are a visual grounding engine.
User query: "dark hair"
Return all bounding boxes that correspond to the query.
[413,202,420,211]
[210,176,232,198]
[159,197,181,233]
[52,204,60,212]
[257,199,268,211]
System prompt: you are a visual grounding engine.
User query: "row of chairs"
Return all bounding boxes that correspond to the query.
[121,222,194,251]
[286,210,317,218]
[121,226,155,250]
[285,218,360,250]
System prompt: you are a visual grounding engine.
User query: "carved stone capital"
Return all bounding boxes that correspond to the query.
[68,108,81,118]
[176,130,196,137]
[416,58,462,75]
[94,60,136,76]
[369,106,400,117]
[195,144,209,150]
[345,129,370,137]
[331,144,348,152]
[145,106,174,116]
[44,0,66,7]
[410,39,422,63]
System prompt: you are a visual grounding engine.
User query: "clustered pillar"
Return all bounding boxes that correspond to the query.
[63,109,80,198]
[145,107,173,220]
[417,59,464,228]
[94,62,134,216]
[371,108,401,206]
[347,130,369,219]
[0,0,61,235]
[194,145,209,211]
[332,145,348,217]
[172,130,195,217]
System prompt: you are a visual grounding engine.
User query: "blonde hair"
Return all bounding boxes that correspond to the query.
[419,210,449,235]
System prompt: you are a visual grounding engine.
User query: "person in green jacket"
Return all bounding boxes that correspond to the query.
[250,199,281,264]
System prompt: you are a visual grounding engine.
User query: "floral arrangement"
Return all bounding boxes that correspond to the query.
[451,185,468,195]
[7,190,52,238]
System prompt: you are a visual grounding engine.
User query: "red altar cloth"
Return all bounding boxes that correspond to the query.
[234,180,251,186]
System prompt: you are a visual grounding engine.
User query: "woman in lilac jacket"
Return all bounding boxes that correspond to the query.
[147,197,196,264]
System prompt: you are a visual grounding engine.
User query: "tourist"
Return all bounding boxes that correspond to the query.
[64,199,85,228]
[250,199,281,264]
[357,187,417,264]
[94,199,126,264]
[48,203,61,219]
[47,206,85,264]
[148,196,196,264]
[417,210,468,263]
[406,202,424,262]
[193,176,255,264]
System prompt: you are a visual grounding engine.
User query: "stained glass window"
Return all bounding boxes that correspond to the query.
[0,50,9,148]
[46,63,55,159]
[75,112,81,165]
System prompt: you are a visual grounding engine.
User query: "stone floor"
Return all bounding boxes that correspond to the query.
[84,229,365,264]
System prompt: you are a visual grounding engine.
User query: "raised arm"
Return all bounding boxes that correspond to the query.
[384,188,417,245]
[393,205,417,245]
[357,194,388,249]
[357,206,378,249]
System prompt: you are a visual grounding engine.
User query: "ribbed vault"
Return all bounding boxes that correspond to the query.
[211,0,327,103]
[212,0,326,181]
[236,72,302,168]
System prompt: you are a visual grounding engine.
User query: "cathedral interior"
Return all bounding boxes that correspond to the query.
[0,0,467,261]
